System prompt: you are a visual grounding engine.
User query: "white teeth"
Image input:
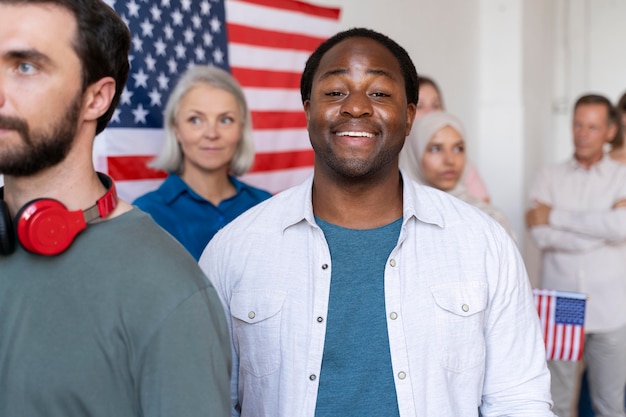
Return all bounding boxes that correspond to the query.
[336,131,375,138]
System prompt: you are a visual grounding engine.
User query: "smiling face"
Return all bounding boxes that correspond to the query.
[303,37,416,180]
[0,3,84,176]
[572,103,615,168]
[175,83,243,177]
[420,125,465,191]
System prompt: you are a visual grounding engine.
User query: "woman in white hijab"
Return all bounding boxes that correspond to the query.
[400,111,517,241]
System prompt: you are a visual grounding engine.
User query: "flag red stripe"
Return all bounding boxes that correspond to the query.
[577,328,585,361]
[227,23,327,51]
[105,151,315,180]
[250,149,314,172]
[251,111,306,129]
[107,156,167,181]
[231,67,301,89]
[234,0,340,19]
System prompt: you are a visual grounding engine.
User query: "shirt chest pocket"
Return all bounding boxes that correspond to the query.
[231,290,287,377]
[430,281,488,372]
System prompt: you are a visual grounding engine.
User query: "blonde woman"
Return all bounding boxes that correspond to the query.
[134,65,271,259]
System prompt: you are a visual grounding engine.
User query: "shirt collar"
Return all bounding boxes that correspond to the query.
[278,170,445,232]
[159,173,245,204]
[567,153,612,174]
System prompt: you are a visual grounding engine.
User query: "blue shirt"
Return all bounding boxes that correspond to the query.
[315,217,402,417]
[133,174,272,260]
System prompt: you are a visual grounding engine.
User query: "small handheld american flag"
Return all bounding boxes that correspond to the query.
[533,289,587,362]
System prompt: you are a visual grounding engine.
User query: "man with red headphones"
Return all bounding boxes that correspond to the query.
[0,1,230,416]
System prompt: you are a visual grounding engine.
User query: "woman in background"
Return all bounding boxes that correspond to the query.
[412,76,492,203]
[400,111,516,240]
[134,65,272,260]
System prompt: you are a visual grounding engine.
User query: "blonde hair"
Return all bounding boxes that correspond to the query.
[150,65,255,176]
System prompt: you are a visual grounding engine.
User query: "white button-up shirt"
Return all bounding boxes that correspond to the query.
[528,156,626,332]
[200,173,554,417]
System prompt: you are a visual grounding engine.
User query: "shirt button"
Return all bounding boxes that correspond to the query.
[322,264,328,270]
[309,374,317,381]
[390,312,398,320]
[317,316,324,323]
[389,259,397,267]
[398,371,407,380]
[462,304,469,312]
[248,311,256,319]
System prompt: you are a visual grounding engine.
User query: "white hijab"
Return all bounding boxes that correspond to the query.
[399,111,517,241]
[399,111,468,198]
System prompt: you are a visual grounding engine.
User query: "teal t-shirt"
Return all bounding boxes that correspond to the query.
[315,217,402,417]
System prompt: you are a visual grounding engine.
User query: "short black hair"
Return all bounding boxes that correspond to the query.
[300,27,419,106]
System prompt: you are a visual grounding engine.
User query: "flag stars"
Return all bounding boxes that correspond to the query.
[183,28,195,44]
[160,0,170,7]
[209,16,221,33]
[194,46,206,62]
[180,0,192,12]
[144,54,156,71]
[132,103,150,124]
[191,14,202,29]
[126,0,140,17]
[164,24,174,40]
[149,5,161,21]
[174,42,187,59]
[131,35,143,52]
[213,47,224,64]
[200,0,211,15]
[111,108,121,124]
[132,68,149,89]
[203,32,213,47]
[157,72,170,90]
[167,58,178,74]
[148,88,162,107]
[154,38,167,56]
[121,87,134,105]
[171,9,184,26]
[140,18,154,37]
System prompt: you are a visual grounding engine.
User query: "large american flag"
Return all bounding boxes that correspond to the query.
[96,0,341,201]
[533,289,587,362]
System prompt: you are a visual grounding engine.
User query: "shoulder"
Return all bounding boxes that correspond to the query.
[235,179,273,200]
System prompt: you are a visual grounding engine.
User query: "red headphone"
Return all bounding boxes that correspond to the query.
[0,172,118,256]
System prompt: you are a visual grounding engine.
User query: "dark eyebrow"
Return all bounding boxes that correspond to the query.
[318,67,394,81]
[4,49,52,66]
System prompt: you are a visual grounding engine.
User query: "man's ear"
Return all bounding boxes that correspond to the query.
[607,121,618,143]
[405,102,417,136]
[303,100,311,124]
[82,77,116,122]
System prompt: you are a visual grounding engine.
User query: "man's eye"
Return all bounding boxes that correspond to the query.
[17,62,37,75]
[371,92,389,97]
[326,91,343,96]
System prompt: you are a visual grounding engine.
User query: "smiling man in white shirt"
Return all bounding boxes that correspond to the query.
[527,94,626,417]
[200,27,554,417]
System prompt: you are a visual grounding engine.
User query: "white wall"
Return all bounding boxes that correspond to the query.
[307,0,626,285]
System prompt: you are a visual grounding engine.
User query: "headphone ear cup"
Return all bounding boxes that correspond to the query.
[0,199,16,255]
[16,198,87,256]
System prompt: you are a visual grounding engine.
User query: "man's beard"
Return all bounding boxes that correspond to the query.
[0,92,82,177]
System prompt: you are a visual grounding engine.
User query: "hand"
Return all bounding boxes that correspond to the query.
[612,198,626,209]
[526,201,552,227]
